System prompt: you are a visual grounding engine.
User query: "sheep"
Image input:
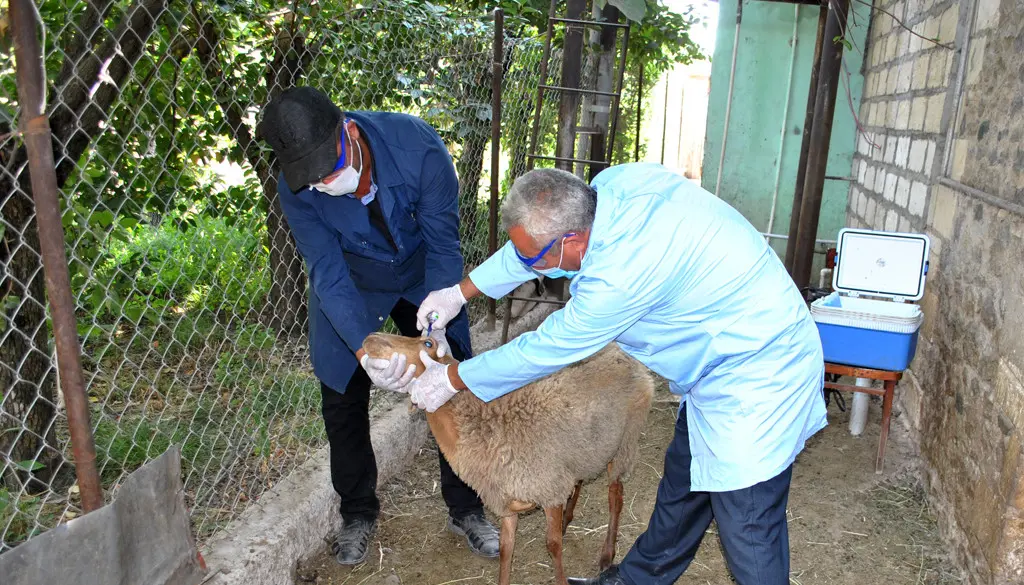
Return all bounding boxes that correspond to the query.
[361,332,656,585]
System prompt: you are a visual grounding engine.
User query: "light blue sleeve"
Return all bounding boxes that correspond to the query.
[467,240,539,299]
[458,275,652,401]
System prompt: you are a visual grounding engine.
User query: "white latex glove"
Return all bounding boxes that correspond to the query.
[416,284,467,332]
[360,352,416,393]
[424,327,451,358]
[409,350,459,412]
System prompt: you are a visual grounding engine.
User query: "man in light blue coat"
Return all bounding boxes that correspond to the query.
[410,163,827,585]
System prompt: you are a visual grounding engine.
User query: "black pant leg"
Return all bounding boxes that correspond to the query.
[710,464,794,585]
[391,298,485,517]
[617,404,716,585]
[321,371,380,523]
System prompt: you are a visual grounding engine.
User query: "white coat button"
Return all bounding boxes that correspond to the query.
[378,316,384,321]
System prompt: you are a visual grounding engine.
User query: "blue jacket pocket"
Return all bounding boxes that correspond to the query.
[343,244,426,293]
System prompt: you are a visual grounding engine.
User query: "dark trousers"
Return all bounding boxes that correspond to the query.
[618,404,793,585]
[320,298,485,523]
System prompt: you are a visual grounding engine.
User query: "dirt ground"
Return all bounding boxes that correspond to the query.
[297,382,963,585]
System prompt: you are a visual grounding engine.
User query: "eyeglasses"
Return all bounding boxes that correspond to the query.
[513,232,575,268]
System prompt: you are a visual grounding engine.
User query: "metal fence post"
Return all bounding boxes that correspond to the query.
[10,0,104,513]
[487,8,504,329]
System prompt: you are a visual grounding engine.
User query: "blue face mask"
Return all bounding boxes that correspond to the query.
[534,237,580,280]
[536,267,578,280]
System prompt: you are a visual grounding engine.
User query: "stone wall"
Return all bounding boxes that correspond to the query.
[845,0,1024,583]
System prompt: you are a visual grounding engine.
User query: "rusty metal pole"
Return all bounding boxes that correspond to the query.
[784,3,828,274]
[487,8,504,329]
[791,0,850,292]
[10,0,104,513]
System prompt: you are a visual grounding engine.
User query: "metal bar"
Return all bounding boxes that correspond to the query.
[938,177,1024,217]
[823,381,887,397]
[500,298,513,344]
[528,153,609,165]
[587,6,626,180]
[550,17,630,28]
[554,0,587,171]
[503,296,568,306]
[754,0,824,5]
[10,0,104,514]
[634,56,643,162]
[761,232,837,245]
[675,86,685,168]
[487,8,504,328]
[784,4,828,273]
[660,73,669,164]
[526,0,558,172]
[538,84,620,98]
[714,0,743,196]
[605,24,630,164]
[791,0,851,291]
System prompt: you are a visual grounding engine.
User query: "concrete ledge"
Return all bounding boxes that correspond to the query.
[199,401,428,585]
[198,301,558,585]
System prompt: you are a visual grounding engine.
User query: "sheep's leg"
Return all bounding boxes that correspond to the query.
[599,466,624,570]
[498,514,518,585]
[544,505,569,585]
[562,480,583,535]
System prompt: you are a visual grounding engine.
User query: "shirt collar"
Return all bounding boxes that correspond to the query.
[352,182,377,206]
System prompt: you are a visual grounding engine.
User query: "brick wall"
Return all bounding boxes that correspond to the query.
[845,1,1024,583]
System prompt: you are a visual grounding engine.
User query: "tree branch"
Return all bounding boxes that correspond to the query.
[190,4,266,178]
[50,0,172,187]
[55,0,117,91]
[853,0,954,50]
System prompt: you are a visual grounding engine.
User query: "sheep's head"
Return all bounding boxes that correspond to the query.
[361,333,450,377]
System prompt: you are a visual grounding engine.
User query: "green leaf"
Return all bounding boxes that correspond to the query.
[14,460,45,472]
[91,210,115,228]
[125,305,144,323]
[608,0,645,23]
[833,35,852,50]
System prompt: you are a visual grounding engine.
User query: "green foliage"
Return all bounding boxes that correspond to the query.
[0,487,64,549]
[75,213,270,336]
[597,0,647,23]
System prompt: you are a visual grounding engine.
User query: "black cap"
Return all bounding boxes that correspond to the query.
[256,86,343,192]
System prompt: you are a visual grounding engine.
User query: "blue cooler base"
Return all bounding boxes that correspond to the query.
[815,322,920,371]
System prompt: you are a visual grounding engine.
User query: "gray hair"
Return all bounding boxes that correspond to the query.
[500,168,597,243]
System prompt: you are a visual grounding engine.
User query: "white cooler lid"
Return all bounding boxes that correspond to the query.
[832,228,930,302]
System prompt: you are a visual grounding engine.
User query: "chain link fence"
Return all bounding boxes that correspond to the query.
[0,0,569,553]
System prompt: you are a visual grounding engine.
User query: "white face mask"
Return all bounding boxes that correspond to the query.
[312,124,363,197]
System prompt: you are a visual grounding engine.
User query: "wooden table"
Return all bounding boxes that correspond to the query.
[823,363,904,473]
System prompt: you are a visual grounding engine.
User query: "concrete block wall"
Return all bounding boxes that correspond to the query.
[845,0,1024,583]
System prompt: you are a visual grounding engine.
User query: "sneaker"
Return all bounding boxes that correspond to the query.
[447,512,500,558]
[331,517,377,565]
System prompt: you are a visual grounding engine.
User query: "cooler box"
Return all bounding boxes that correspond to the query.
[810,228,930,371]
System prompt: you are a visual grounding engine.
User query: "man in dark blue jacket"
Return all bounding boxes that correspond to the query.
[256,87,499,566]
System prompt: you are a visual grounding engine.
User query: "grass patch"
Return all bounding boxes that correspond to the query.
[0,488,67,551]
